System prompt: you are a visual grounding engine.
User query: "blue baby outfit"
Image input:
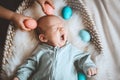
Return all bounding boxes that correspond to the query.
[16,42,96,80]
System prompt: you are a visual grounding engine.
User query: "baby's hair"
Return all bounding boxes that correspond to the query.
[35,26,45,36]
[35,16,48,36]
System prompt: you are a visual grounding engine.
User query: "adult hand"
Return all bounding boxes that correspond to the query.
[0,6,34,31]
[10,12,33,31]
[37,0,55,15]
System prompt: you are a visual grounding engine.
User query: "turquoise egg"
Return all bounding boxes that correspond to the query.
[61,6,73,20]
[79,29,91,42]
[78,72,87,80]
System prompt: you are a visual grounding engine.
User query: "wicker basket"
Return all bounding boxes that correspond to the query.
[1,0,103,80]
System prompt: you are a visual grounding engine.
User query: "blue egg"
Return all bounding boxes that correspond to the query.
[61,6,73,20]
[79,29,91,42]
[78,72,87,80]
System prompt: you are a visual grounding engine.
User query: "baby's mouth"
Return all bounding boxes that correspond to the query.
[61,34,65,41]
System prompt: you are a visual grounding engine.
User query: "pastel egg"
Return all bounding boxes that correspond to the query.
[79,29,91,42]
[61,6,73,20]
[45,3,54,15]
[78,72,87,80]
[24,19,37,29]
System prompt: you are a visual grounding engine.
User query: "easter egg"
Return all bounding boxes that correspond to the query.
[24,19,37,29]
[45,3,54,15]
[78,72,87,80]
[62,6,73,20]
[79,29,91,42]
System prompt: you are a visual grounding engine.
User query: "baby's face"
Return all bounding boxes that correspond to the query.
[38,16,67,47]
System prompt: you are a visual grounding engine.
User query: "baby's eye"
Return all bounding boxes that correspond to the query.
[51,27,58,31]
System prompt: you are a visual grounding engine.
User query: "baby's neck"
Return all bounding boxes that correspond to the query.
[43,41,67,48]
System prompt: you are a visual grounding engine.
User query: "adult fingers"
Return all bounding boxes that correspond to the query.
[37,0,46,13]
[47,0,55,9]
[20,21,31,31]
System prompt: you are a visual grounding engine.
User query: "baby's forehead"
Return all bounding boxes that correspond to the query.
[38,16,63,28]
[47,17,63,26]
[39,16,63,23]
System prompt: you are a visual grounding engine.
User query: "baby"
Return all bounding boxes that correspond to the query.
[13,15,97,80]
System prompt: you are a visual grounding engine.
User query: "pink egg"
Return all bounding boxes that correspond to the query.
[24,19,37,29]
[45,3,54,15]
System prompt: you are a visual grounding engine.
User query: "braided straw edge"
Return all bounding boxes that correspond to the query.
[1,0,33,78]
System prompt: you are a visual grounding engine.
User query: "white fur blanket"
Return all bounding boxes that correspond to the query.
[2,0,120,80]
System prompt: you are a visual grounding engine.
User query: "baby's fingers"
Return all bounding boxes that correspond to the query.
[87,68,97,77]
[87,68,92,77]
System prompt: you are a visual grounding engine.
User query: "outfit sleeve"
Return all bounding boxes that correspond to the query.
[16,55,38,80]
[78,54,96,76]
[70,43,96,75]
[16,46,44,80]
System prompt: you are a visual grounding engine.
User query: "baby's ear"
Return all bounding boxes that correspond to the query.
[39,34,48,42]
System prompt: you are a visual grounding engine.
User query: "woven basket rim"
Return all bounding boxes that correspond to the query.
[1,0,103,79]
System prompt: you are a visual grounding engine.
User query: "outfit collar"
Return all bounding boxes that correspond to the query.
[40,41,70,50]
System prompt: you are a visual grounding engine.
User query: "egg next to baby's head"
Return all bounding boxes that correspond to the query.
[24,19,37,29]
[62,6,73,20]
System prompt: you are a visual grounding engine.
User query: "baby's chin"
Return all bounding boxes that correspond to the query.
[52,39,67,47]
[59,39,67,47]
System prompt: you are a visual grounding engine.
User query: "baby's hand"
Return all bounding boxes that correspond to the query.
[87,67,97,77]
[13,77,19,80]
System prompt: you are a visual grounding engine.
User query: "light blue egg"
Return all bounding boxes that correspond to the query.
[79,29,91,42]
[78,72,87,80]
[61,6,73,20]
